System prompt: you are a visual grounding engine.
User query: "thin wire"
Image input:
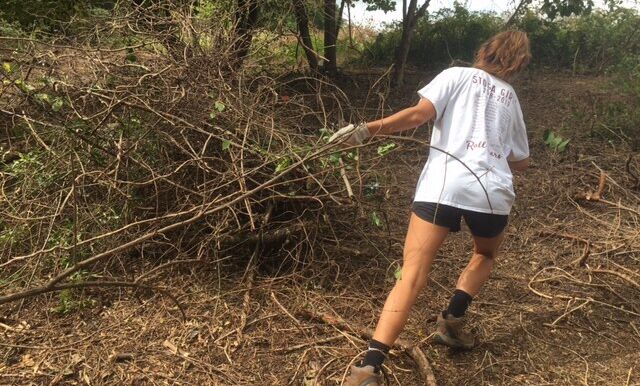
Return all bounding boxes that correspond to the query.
[429,144,494,213]
[374,135,495,213]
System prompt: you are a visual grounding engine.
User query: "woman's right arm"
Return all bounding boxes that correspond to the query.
[328,98,436,146]
[508,157,530,171]
[366,98,436,136]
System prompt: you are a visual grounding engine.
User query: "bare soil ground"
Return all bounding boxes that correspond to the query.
[2,70,639,385]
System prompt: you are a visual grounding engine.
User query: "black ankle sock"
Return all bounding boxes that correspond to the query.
[360,339,390,372]
[445,289,473,318]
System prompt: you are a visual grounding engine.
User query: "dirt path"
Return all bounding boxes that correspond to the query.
[2,71,639,385]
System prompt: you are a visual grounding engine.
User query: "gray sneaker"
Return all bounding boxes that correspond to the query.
[344,365,381,386]
[432,313,475,350]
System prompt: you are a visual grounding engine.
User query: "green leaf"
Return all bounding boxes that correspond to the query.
[544,130,555,145]
[544,130,570,153]
[35,93,50,103]
[377,142,397,156]
[214,101,226,112]
[51,98,64,112]
[319,128,331,140]
[221,139,231,151]
[329,153,341,166]
[15,80,35,93]
[2,62,12,74]
[557,139,570,152]
[394,265,402,281]
[370,211,383,227]
[275,157,291,174]
[210,101,226,120]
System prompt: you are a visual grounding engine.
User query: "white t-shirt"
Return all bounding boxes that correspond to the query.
[414,67,529,215]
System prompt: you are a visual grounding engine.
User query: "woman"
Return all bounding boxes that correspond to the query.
[329,30,532,386]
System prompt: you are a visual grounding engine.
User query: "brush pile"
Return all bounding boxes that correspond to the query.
[0,3,356,309]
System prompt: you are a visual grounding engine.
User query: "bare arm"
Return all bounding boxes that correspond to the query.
[365,98,436,136]
[508,157,530,172]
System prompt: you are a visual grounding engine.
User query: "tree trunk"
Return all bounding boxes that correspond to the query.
[505,0,532,27]
[233,0,260,69]
[335,0,346,37]
[392,0,430,86]
[323,0,337,76]
[292,0,318,71]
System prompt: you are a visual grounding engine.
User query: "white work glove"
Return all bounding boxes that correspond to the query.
[328,123,371,146]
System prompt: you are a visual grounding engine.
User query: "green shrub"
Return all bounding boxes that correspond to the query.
[0,0,115,32]
[363,5,502,69]
[363,4,640,75]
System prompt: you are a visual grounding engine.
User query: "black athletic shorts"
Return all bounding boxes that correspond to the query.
[411,201,508,238]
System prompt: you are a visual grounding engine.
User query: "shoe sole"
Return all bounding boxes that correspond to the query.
[432,332,474,350]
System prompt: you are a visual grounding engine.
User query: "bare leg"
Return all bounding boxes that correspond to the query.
[456,232,505,296]
[371,213,449,346]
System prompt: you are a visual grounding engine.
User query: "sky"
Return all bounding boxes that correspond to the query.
[349,0,638,26]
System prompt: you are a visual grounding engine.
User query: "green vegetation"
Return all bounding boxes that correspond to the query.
[366,4,503,68]
[544,130,570,153]
[365,4,640,76]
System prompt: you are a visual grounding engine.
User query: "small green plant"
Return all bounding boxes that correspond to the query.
[394,264,402,281]
[318,128,331,141]
[319,152,343,169]
[0,227,22,248]
[14,79,35,93]
[50,270,95,314]
[209,101,226,120]
[544,130,570,152]
[377,142,397,156]
[2,62,13,74]
[34,92,64,111]
[370,211,383,227]
[49,224,74,248]
[7,151,57,188]
[274,156,291,174]
[50,289,95,314]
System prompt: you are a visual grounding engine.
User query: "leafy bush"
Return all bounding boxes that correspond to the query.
[363,4,640,75]
[518,7,640,72]
[0,0,115,32]
[364,4,502,68]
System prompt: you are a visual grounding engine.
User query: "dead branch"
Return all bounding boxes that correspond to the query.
[591,268,640,290]
[538,230,592,266]
[1,280,186,320]
[299,308,437,386]
[575,170,607,201]
[338,158,354,198]
[626,153,639,189]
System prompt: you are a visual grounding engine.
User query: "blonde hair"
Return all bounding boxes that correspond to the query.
[473,30,531,81]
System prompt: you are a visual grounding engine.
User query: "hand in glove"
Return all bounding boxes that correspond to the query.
[328,123,371,146]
